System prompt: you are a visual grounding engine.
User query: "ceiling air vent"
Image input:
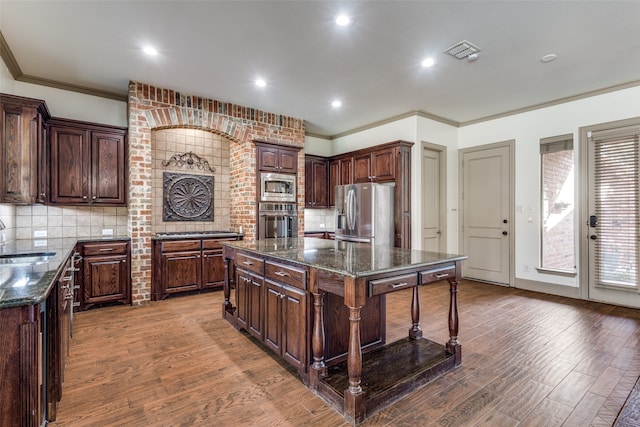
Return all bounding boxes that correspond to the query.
[444,40,481,59]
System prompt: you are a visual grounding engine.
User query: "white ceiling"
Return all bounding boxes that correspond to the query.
[1,1,639,137]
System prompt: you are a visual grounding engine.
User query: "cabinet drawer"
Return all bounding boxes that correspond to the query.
[83,241,129,256]
[236,252,264,275]
[160,240,201,252]
[265,261,307,290]
[369,273,417,296]
[419,264,456,285]
[202,238,236,250]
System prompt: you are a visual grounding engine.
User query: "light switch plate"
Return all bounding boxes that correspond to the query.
[33,230,47,238]
[102,228,114,236]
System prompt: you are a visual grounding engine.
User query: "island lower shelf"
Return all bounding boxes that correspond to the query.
[317,337,456,416]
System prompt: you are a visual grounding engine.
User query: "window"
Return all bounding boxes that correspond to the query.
[540,134,575,273]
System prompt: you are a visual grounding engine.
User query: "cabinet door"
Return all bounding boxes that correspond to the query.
[257,145,280,171]
[247,274,264,340]
[202,248,225,290]
[340,157,353,185]
[353,153,372,183]
[83,255,130,305]
[91,131,126,205]
[281,284,307,369]
[371,147,395,182]
[49,125,88,204]
[305,157,327,208]
[235,270,250,330]
[161,251,201,294]
[278,148,298,173]
[0,104,39,204]
[263,281,282,354]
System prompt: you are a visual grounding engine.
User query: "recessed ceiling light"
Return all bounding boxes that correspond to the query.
[421,57,435,68]
[255,78,267,87]
[541,53,557,63]
[332,100,342,108]
[143,46,158,56]
[335,14,351,26]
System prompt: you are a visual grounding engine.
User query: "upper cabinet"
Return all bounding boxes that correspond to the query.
[0,94,50,204]
[256,142,298,174]
[328,156,353,207]
[47,118,127,206]
[304,156,328,208]
[353,147,395,183]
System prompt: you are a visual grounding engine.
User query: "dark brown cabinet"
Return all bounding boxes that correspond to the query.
[304,155,328,208]
[47,118,127,206]
[263,261,307,370]
[328,156,353,206]
[78,240,131,310]
[353,147,395,183]
[234,251,265,340]
[152,236,242,300]
[0,252,76,426]
[0,94,50,204]
[256,142,299,173]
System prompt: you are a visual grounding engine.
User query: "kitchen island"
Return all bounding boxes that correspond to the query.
[221,238,466,424]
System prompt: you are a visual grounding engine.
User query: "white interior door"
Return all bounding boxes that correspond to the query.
[422,143,445,252]
[586,124,640,307]
[461,143,512,285]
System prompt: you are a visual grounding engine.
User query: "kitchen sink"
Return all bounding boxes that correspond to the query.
[0,252,56,267]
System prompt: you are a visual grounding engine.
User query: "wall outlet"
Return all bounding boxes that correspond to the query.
[102,228,114,236]
[33,230,47,238]
[319,223,325,229]
[34,240,48,247]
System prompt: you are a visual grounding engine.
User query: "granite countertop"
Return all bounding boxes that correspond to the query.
[152,231,243,240]
[221,237,466,278]
[0,236,131,309]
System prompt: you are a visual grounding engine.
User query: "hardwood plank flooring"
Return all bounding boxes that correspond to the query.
[52,280,640,426]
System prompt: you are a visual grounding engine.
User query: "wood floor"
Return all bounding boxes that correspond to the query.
[52,280,640,426]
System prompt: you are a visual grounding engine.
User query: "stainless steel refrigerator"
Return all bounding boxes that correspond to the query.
[335,182,394,246]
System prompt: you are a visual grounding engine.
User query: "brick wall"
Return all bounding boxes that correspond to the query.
[127,81,305,305]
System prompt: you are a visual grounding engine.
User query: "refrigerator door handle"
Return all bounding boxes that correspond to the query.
[347,188,357,231]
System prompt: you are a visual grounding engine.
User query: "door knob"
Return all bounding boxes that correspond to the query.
[503,219,508,224]
[502,231,508,236]
[590,235,597,240]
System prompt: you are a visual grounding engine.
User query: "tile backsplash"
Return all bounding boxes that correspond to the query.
[15,205,128,245]
[304,208,335,231]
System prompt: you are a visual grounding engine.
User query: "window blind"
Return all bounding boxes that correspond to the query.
[591,126,640,288]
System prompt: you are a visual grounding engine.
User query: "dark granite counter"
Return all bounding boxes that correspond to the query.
[221,237,466,278]
[0,236,130,309]
[152,231,243,240]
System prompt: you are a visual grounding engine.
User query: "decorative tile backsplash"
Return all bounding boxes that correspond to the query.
[304,208,336,231]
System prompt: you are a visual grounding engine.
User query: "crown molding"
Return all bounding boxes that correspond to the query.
[460,79,640,127]
[0,31,22,79]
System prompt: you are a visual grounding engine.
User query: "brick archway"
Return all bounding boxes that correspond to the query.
[127,81,305,305]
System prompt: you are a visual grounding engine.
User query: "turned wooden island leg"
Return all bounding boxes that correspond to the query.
[408,285,423,339]
[446,278,461,365]
[344,305,365,423]
[309,290,326,389]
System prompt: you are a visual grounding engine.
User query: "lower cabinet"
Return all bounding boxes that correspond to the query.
[236,256,307,371]
[77,240,131,310]
[264,280,307,369]
[152,237,241,300]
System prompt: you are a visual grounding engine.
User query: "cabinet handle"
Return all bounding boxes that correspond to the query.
[435,273,449,279]
[82,195,88,200]
[92,196,97,200]
[122,259,126,263]
[242,261,253,266]
[280,293,286,299]
[274,271,289,277]
[99,248,114,252]
[391,282,408,288]
[60,276,72,282]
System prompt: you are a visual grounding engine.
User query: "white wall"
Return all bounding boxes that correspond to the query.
[0,56,127,126]
[459,85,640,291]
[304,135,333,156]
